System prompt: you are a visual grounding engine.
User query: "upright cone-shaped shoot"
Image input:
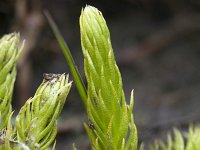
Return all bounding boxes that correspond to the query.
[16,73,72,149]
[0,33,23,130]
[80,6,137,149]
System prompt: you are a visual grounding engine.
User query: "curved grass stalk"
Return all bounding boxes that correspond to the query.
[44,11,87,108]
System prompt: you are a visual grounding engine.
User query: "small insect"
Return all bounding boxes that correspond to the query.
[88,119,95,130]
[43,73,60,81]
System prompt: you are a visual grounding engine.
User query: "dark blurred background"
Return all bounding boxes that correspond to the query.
[1,0,200,149]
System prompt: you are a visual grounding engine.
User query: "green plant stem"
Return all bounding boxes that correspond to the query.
[44,11,87,108]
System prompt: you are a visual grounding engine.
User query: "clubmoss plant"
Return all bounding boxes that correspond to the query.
[16,73,71,149]
[0,33,23,131]
[0,32,72,149]
[46,4,137,150]
[80,6,137,150]
[149,125,200,150]
[46,4,200,150]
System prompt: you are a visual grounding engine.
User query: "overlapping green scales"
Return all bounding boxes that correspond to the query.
[0,33,23,131]
[80,6,137,150]
[16,73,71,149]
